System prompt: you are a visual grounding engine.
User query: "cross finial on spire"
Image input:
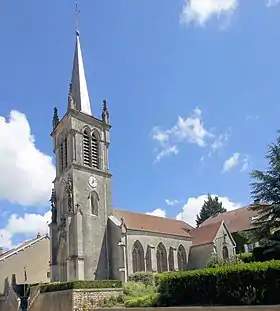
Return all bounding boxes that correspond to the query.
[75,1,80,35]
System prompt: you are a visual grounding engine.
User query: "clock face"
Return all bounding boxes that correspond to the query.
[88,176,97,188]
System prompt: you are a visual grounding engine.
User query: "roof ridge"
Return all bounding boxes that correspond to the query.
[113,208,193,238]
[113,208,194,227]
[0,234,49,262]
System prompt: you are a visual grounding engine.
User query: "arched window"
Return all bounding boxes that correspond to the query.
[168,247,175,271]
[156,243,168,273]
[222,246,229,260]
[83,130,91,166]
[132,241,145,273]
[91,132,99,169]
[146,246,152,271]
[90,191,99,216]
[177,245,187,271]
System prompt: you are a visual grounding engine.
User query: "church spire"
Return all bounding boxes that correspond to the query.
[68,2,92,116]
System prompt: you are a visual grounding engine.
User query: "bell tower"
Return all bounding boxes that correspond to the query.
[49,28,112,281]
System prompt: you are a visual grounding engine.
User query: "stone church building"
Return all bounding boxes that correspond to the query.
[47,28,236,283]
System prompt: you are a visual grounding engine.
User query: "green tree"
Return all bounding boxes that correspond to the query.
[249,131,280,240]
[196,194,227,227]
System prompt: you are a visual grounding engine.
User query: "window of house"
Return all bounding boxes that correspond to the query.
[168,247,175,271]
[146,246,152,271]
[91,132,99,169]
[83,130,91,166]
[64,138,68,168]
[222,246,229,260]
[60,143,64,172]
[177,245,187,271]
[132,240,145,273]
[156,243,168,273]
[82,129,100,169]
[90,191,99,216]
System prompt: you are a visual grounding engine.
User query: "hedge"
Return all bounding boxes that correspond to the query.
[40,280,122,293]
[124,293,159,308]
[237,252,254,263]
[128,272,154,286]
[155,260,280,306]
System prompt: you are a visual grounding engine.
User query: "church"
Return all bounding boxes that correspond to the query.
[48,28,236,283]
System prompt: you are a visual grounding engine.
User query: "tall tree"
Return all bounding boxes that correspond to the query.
[250,131,280,240]
[196,194,227,227]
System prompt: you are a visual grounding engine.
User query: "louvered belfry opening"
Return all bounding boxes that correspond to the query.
[91,133,99,169]
[83,130,91,166]
[64,138,68,168]
[60,143,64,172]
[82,129,99,169]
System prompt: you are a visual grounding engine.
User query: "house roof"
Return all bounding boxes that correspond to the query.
[200,205,261,233]
[112,209,193,238]
[189,221,223,246]
[0,234,49,262]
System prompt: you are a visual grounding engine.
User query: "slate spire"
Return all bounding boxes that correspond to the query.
[68,3,92,115]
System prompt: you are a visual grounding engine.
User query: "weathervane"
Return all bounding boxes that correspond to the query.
[75,1,81,34]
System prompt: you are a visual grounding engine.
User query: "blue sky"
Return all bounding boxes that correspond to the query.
[0,0,280,249]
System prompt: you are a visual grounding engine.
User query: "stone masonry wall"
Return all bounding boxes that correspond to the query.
[73,289,122,310]
[28,288,122,311]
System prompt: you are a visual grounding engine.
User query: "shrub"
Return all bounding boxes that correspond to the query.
[100,292,124,308]
[253,245,280,262]
[128,272,154,285]
[238,252,254,263]
[40,280,122,293]
[206,255,242,268]
[124,293,159,308]
[123,281,155,301]
[155,260,280,306]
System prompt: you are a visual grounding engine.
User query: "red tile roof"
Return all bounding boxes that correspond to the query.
[113,209,193,238]
[189,221,222,246]
[200,205,261,233]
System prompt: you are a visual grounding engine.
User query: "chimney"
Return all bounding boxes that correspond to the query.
[37,232,41,239]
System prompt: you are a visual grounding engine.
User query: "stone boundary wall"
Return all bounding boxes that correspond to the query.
[0,296,5,311]
[73,288,122,310]
[0,287,20,311]
[28,287,122,311]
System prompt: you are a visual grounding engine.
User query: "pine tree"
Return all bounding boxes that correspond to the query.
[196,194,227,227]
[250,132,280,240]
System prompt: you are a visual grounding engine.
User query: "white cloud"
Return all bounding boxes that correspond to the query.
[222,152,240,172]
[5,211,51,236]
[211,133,229,152]
[222,152,250,173]
[180,0,238,26]
[0,228,13,249]
[165,199,181,206]
[146,208,166,218]
[155,145,179,163]
[151,108,226,162]
[266,0,280,7]
[0,111,56,206]
[176,194,241,226]
[240,156,249,172]
[0,211,51,249]
[246,115,259,121]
